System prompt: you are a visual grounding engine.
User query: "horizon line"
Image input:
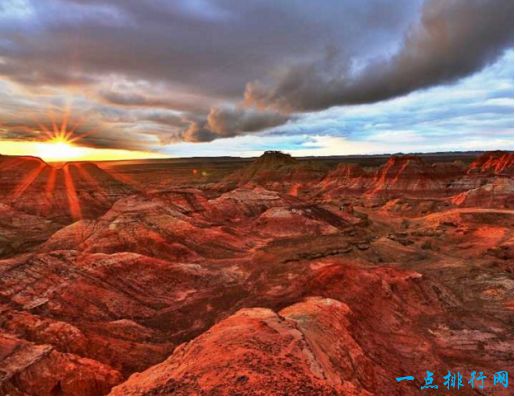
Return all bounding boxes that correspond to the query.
[1,148,513,165]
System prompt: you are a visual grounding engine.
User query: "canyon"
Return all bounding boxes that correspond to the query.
[0,150,513,395]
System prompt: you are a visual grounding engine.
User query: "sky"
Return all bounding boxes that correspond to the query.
[0,0,513,160]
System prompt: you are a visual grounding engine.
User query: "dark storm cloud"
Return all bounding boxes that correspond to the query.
[182,122,215,143]
[205,107,289,138]
[245,0,514,112]
[0,0,417,95]
[181,107,289,142]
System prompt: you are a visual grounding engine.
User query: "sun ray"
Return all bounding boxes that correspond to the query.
[45,166,57,200]
[101,166,143,190]
[74,163,108,198]
[48,109,59,139]
[60,107,70,137]
[37,123,56,140]
[68,127,97,144]
[0,158,22,172]
[63,164,82,220]
[29,107,97,162]
[10,163,46,200]
[66,117,83,138]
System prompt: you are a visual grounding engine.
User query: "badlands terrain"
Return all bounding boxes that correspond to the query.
[0,150,513,395]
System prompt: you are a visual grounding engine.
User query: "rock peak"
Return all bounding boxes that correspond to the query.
[385,154,425,165]
[254,151,297,167]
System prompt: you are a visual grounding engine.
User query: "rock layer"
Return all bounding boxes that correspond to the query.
[0,151,512,395]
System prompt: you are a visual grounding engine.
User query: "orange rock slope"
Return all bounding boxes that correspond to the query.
[0,151,512,395]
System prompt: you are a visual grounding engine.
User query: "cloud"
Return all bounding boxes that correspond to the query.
[245,0,514,112]
[98,82,215,114]
[181,122,215,143]
[100,90,159,107]
[181,106,289,142]
[0,0,416,94]
[206,107,289,136]
[0,0,512,151]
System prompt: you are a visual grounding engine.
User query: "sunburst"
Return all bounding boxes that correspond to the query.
[6,108,98,220]
[1,107,155,221]
[34,108,94,162]
[35,138,87,162]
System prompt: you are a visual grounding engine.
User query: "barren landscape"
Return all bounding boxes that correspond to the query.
[0,150,512,395]
[0,0,513,395]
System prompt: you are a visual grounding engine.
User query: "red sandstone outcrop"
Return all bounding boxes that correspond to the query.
[221,151,326,193]
[0,156,134,223]
[368,155,446,197]
[254,206,342,237]
[446,152,515,209]
[317,163,374,198]
[0,151,512,396]
[0,250,247,375]
[110,286,442,396]
[451,178,514,208]
[318,155,456,203]
[42,186,350,258]
[0,204,61,258]
[110,242,514,395]
[110,298,365,396]
[316,152,514,213]
[0,331,121,395]
[205,186,289,222]
[468,151,514,176]
[41,190,252,260]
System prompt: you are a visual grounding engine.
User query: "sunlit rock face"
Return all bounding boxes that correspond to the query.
[0,332,122,396]
[0,151,512,395]
[220,151,327,194]
[0,156,134,224]
[468,151,514,176]
[367,155,447,198]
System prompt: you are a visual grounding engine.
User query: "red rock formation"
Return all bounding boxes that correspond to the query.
[447,152,515,209]
[253,206,340,237]
[205,187,289,222]
[110,298,364,396]
[327,163,367,179]
[41,190,249,260]
[368,155,445,197]
[222,151,326,193]
[317,163,374,198]
[316,153,513,208]
[0,152,512,396]
[0,204,61,258]
[451,178,514,208]
[0,156,134,223]
[0,250,247,375]
[0,332,122,395]
[110,288,441,396]
[431,160,468,182]
[468,151,514,176]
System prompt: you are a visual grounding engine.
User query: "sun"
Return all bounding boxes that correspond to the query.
[35,137,88,162]
[1,107,166,162]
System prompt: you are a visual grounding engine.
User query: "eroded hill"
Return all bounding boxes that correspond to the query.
[0,151,512,395]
